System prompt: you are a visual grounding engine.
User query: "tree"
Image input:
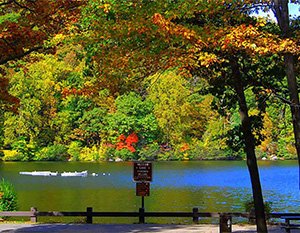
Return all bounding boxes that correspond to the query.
[78,0,184,95]
[78,1,282,231]
[0,0,83,65]
[0,0,83,111]
[151,3,299,231]
[272,0,300,172]
[106,92,159,146]
[3,51,87,148]
[146,70,204,146]
[0,72,19,113]
[234,0,300,177]
[231,58,267,232]
[259,96,295,158]
[189,50,270,231]
[76,107,108,146]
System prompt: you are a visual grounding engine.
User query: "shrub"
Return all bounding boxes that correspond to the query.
[138,143,160,161]
[36,144,68,161]
[0,150,4,160]
[11,137,36,161]
[2,150,22,161]
[0,179,18,212]
[79,146,100,161]
[68,141,82,161]
[157,151,173,161]
[244,198,272,223]
[277,136,297,159]
[115,148,137,161]
[98,143,115,161]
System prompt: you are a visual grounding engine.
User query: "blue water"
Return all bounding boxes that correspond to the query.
[0,160,299,222]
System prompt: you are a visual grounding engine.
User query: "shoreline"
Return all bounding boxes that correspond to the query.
[0,158,298,162]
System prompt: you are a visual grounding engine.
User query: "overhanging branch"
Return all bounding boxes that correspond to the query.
[12,0,34,12]
[0,46,43,65]
[0,0,13,7]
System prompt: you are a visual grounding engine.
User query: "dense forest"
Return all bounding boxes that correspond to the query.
[0,0,299,162]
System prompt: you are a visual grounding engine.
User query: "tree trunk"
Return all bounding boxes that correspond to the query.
[231,61,268,233]
[273,0,300,173]
[284,54,300,167]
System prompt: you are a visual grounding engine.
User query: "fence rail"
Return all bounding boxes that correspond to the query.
[0,208,288,222]
[0,207,292,232]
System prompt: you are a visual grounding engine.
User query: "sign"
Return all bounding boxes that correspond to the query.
[136,182,150,196]
[133,162,152,182]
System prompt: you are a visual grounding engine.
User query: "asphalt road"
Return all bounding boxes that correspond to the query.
[0,223,286,233]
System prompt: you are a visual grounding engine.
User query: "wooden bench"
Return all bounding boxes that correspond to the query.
[281,215,300,233]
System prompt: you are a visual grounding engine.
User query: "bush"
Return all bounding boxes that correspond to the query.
[68,141,82,161]
[11,137,36,161]
[157,151,174,161]
[138,143,160,161]
[244,198,272,223]
[0,179,18,212]
[115,148,137,161]
[0,150,4,160]
[2,150,23,161]
[36,144,69,161]
[79,146,100,161]
[98,143,115,161]
[277,136,297,159]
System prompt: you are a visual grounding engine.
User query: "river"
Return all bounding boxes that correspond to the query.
[0,160,299,223]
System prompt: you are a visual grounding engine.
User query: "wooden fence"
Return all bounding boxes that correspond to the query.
[0,207,291,232]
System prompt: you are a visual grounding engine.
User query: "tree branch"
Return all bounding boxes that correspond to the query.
[12,0,34,12]
[0,0,13,7]
[0,45,43,65]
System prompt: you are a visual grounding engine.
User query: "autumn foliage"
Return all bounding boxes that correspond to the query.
[0,0,83,65]
[116,133,139,153]
[0,77,19,112]
[61,87,94,98]
[0,0,300,166]
[0,0,84,111]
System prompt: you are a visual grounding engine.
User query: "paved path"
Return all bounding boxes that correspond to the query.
[0,224,289,233]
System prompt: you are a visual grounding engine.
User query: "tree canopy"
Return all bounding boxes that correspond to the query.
[0,1,299,231]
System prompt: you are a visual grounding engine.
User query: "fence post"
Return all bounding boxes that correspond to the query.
[192,208,199,224]
[139,208,145,224]
[219,213,232,233]
[30,207,37,223]
[86,207,93,224]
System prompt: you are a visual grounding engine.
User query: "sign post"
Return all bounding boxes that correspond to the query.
[133,162,152,220]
